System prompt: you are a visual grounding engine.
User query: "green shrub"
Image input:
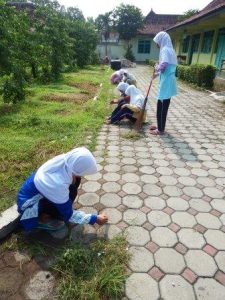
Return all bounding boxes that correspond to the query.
[125,44,135,62]
[147,59,157,67]
[3,72,25,103]
[176,64,216,88]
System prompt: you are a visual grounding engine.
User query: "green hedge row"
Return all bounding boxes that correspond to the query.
[176,64,216,89]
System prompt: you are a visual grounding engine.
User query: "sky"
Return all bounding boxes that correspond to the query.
[58,0,213,19]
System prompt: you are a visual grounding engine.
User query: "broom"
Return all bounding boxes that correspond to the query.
[134,69,155,131]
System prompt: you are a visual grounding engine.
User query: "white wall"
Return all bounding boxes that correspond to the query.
[97,37,159,62]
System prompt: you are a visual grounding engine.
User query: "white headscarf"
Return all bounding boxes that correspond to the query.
[153,31,177,65]
[125,85,145,110]
[116,69,126,77]
[117,82,129,94]
[34,147,97,204]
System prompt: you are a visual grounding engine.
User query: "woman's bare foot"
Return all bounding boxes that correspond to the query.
[149,124,157,130]
[150,129,164,136]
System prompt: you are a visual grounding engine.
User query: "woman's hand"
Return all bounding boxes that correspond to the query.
[152,72,159,80]
[110,99,118,104]
[96,214,108,225]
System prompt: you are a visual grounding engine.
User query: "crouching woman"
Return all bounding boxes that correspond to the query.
[17,147,108,232]
[108,85,147,125]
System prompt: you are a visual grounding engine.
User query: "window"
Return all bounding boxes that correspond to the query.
[182,35,190,53]
[192,34,200,52]
[138,40,151,54]
[201,31,214,53]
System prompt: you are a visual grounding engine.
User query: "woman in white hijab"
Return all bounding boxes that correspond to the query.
[110,69,126,84]
[17,147,108,232]
[108,85,147,125]
[149,31,177,135]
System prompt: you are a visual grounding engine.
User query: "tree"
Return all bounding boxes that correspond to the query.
[69,20,98,68]
[113,4,144,61]
[61,6,85,22]
[113,4,144,42]
[178,9,199,22]
[95,11,114,56]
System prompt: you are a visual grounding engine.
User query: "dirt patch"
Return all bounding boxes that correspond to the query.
[42,83,99,104]
[0,251,43,299]
[42,93,89,104]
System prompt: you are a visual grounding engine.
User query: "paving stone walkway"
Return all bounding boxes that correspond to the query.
[77,65,225,300]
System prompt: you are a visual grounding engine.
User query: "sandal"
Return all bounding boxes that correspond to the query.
[37,220,65,232]
[149,125,157,130]
[150,129,164,136]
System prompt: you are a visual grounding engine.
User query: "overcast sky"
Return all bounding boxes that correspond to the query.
[58,0,212,19]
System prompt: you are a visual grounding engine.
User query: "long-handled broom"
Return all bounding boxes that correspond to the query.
[134,69,155,132]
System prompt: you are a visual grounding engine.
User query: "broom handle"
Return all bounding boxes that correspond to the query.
[134,68,155,131]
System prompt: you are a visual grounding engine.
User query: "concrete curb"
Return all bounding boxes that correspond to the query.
[0,204,20,239]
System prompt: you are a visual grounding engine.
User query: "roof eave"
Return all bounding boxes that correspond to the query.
[167,6,225,32]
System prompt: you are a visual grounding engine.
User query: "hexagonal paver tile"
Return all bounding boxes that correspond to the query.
[194,278,225,300]
[104,164,120,172]
[211,199,225,213]
[167,197,189,211]
[100,193,121,207]
[141,175,158,184]
[101,208,122,224]
[204,230,225,250]
[102,182,120,193]
[163,186,183,197]
[189,198,211,212]
[178,177,196,186]
[78,193,99,206]
[148,211,171,226]
[140,166,155,175]
[172,212,196,228]
[156,167,173,176]
[124,226,150,246]
[185,250,217,276]
[128,246,154,272]
[155,248,185,273]
[220,214,225,225]
[160,275,195,300]
[196,213,222,229]
[208,169,225,177]
[126,273,159,300]
[124,209,147,226]
[145,197,166,210]
[160,176,177,185]
[122,173,139,183]
[196,177,215,187]
[121,158,136,165]
[151,227,178,247]
[178,229,205,249]
[143,184,162,196]
[103,172,120,182]
[203,187,224,199]
[122,195,143,208]
[174,168,191,176]
[122,183,142,195]
[215,251,225,273]
[107,225,122,239]
[183,187,203,198]
[85,173,102,181]
[82,181,101,193]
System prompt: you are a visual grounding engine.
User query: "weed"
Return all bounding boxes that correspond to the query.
[54,236,129,300]
[121,130,142,141]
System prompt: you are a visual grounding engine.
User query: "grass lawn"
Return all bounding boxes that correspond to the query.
[0,65,113,212]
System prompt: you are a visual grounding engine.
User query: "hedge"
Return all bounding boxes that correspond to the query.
[176,64,216,89]
[146,59,157,67]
